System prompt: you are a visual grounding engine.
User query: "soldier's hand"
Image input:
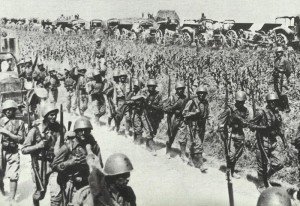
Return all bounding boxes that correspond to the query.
[37,140,47,149]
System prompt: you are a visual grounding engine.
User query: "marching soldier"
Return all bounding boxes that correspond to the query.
[218,91,249,178]
[22,104,65,206]
[163,81,189,161]
[273,46,291,112]
[183,86,209,172]
[106,70,119,129]
[86,69,106,124]
[76,67,89,116]
[93,38,106,72]
[32,60,47,88]
[0,100,25,204]
[248,93,287,191]
[87,153,136,206]
[51,117,103,206]
[114,70,131,135]
[44,69,61,105]
[64,68,78,115]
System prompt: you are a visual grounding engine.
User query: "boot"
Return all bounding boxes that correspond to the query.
[134,134,143,145]
[231,163,240,179]
[257,173,269,193]
[179,143,189,163]
[166,141,172,158]
[9,180,17,202]
[146,139,157,156]
[192,153,207,173]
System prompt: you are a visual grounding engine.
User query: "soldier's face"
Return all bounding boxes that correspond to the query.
[148,85,156,93]
[76,129,91,141]
[267,100,277,110]
[197,92,207,100]
[47,112,57,124]
[133,85,140,93]
[4,108,16,118]
[176,88,185,96]
[114,172,130,190]
[235,101,245,109]
[120,76,127,83]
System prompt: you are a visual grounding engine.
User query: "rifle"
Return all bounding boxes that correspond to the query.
[168,74,171,98]
[60,104,64,146]
[223,69,234,206]
[31,156,45,192]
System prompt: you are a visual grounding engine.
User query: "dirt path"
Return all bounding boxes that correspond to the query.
[0,113,261,206]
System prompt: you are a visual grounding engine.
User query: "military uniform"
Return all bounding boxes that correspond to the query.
[64,74,78,114]
[0,100,25,202]
[249,105,285,188]
[22,120,64,206]
[44,73,60,105]
[33,68,47,88]
[51,134,102,206]
[218,103,249,174]
[104,79,116,128]
[77,73,89,116]
[163,91,188,154]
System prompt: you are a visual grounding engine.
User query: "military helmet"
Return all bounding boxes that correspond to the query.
[17,59,25,66]
[104,153,133,176]
[93,69,101,77]
[95,37,102,43]
[119,70,127,77]
[175,81,186,89]
[147,79,157,86]
[196,86,208,94]
[256,187,291,206]
[2,100,18,111]
[74,117,93,131]
[133,79,140,87]
[266,93,279,101]
[113,70,120,77]
[34,88,48,99]
[275,46,284,53]
[42,104,59,118]
[235,91,247,101]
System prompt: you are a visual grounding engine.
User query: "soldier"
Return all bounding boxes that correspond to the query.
[44,69,61,105]
[19,55,38,81]
[273,46,291,112]
[183,86,209,172]
[106,70,119,129]
[144,79,164,150]
[32,60,47,88]
[163,81,189,161]
[87,153,136,206]
[93,38,106,71]
[76,67,89,116]
[26,87,48,124]
[86,69,106,124]
[22,104,64,206]
[0,100,25,204]
[51,117,103,206]
[114,70,131,135]
[64,67,78,115]
[256,187,291,206]
[248,93,287,191]
[218,91,249,178]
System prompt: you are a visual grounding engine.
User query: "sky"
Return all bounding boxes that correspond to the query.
[0,0,299,23]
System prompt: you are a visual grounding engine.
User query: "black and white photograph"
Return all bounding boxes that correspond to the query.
[0,0,300,205]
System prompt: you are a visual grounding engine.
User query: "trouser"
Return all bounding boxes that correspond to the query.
[132,111,152,142]
[77,93,88,115]
[32,170,62,206]
[64,178,89,206]
[167,114,186,148]
[185,122,206,155]
[256,138,283,184]
[107,96,116,126]
[91,94,106,121]
[115,98,131,132]
[66,90,77,113]
[228,133,245,173]
[147,113,163,136]
[48,89,58,105]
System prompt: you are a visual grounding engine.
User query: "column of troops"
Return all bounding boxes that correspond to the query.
[0,38,299,206]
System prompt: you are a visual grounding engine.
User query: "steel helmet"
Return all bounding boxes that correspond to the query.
[196,86,208,94]
[42,104,59,118]
[119,70,127,77]
[17,59,25,66]
[275,46,284,53]
[93,69,101,77]
[235,91,247,101]
[266,93,279,101]
[133,79,140,87]
[104,153,133,176]
[256,187,291,206]
[74,117,93,131]
[34,88,48,99]
[2,100,18,111]
[175,81,186,89]
[95,37,102,43]
[147,79,157,86]
[113,70,120,77]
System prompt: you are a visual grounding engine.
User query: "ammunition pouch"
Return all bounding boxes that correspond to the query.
[2,138,18,151]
